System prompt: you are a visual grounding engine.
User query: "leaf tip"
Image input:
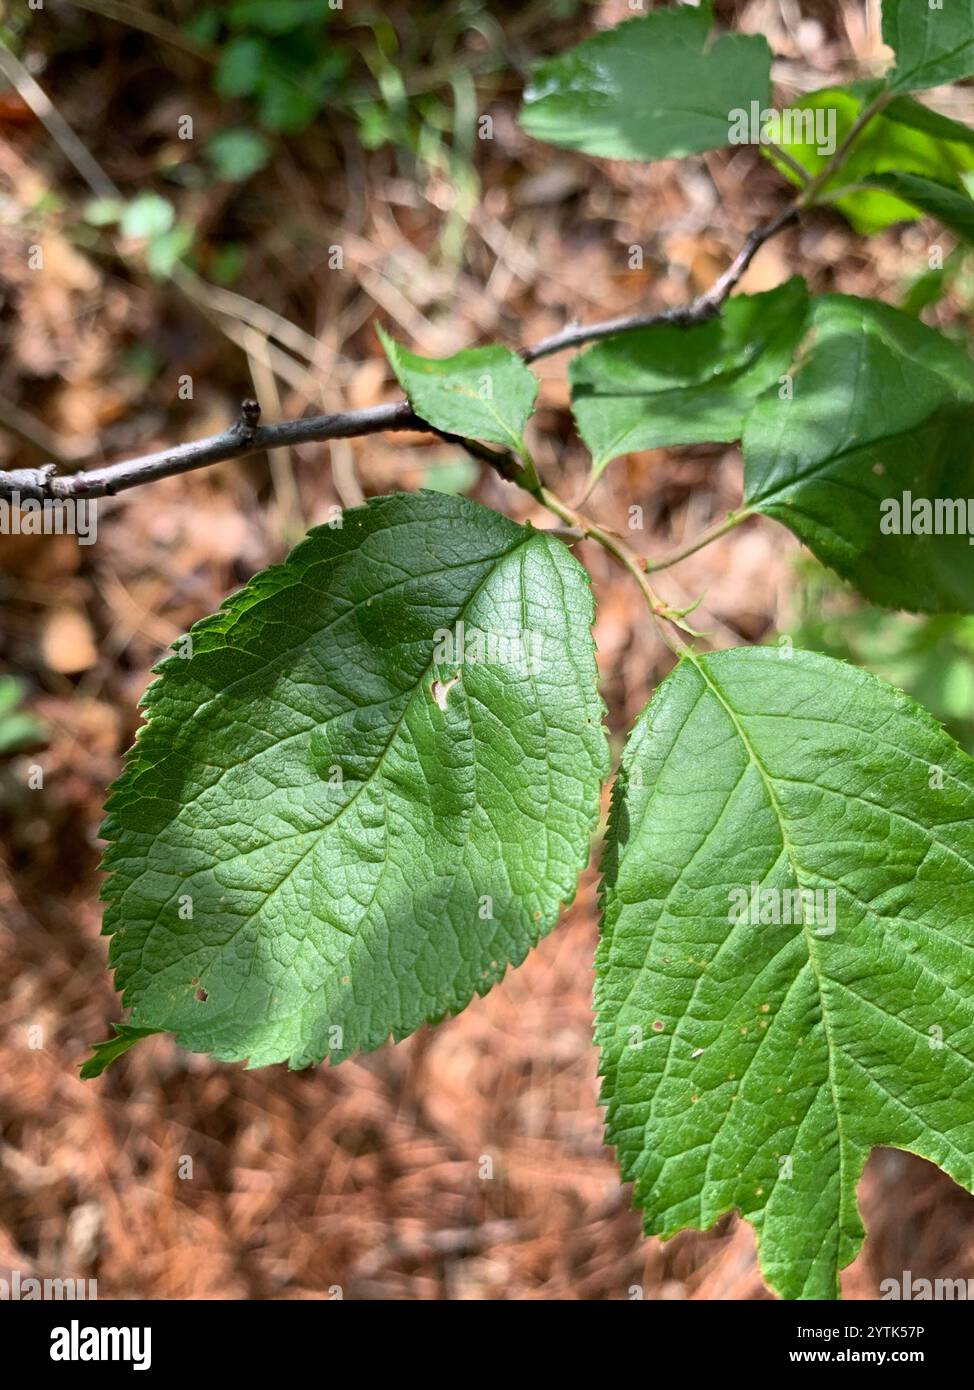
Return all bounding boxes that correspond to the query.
[80,1023,160,1080]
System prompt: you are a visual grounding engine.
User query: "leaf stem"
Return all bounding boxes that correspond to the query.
[649,509,752,572]
[765,142,813,187]
[522,204,799,363]
[537,487,691,656]
[797,88,894,209]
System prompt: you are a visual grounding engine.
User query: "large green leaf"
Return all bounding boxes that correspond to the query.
[569,280,808,477]
[862,170,974,242]
[518,3,771,162]
[883,0,974,92]
[766,84,974,233]
[597,646,974,1300]
[379,327,538,460]
[94,492,607,1071]
[743,293,974,613]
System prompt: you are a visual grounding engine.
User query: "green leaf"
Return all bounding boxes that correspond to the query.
[883,0,974,92]
[80,1024,161,1080]
[766,84,974,234]
[597,645,974,1300]
[882,93,974,148]
[0,677,44,755]
[206,127,271,181]
[120,193,175,241]
[215,36,265,98]
[861,170,974,243]
[144,223,194,279]
[256,75,320,134]
[743,294,974,613]
[227,0,332,34]
[94,492,607,1072]
[518,3,771,162]
[569,280,808,477]
[378,327,539,459]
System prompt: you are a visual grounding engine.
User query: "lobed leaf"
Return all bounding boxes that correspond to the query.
[518,3,771,163]
[597,646,974,1299]
[94,492,608,1071]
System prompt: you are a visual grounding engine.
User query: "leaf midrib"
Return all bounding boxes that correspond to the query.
[686,652,848,1265]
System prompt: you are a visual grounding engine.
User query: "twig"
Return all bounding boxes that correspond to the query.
[537,488,690,655]
[0,401,528,501]
[649,509,752,573]
[0,402,411,500]
[797,89,894,208]
[0,36,804,507]
[0,102,874,508]
[520,205,799,362]
[0,205,798,503]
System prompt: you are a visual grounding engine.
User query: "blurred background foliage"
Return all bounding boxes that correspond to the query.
[3,0,591,281]
[790,562,974,754]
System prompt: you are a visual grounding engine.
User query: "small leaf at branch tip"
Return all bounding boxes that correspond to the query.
[377,325,539,454]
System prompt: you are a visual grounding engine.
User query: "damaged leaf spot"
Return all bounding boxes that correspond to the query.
[431,674,460,711]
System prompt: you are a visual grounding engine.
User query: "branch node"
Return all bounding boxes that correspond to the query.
[0,462,61,502]
[235,398,261,443]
